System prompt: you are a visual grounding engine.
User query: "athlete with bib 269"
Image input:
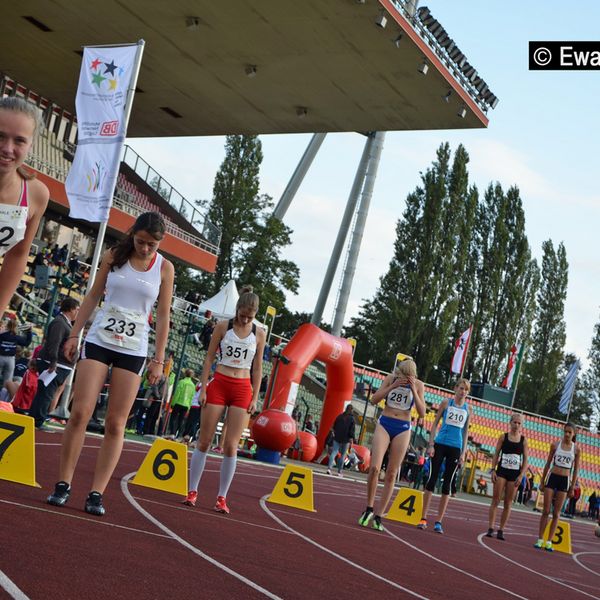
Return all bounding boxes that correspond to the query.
[534,422,580,551]
[0,97,49,316]
[358,359,425,532]
[487,412,529,540]
[418,378,472,534]
[47,212,174,516]
[184,285,266,514]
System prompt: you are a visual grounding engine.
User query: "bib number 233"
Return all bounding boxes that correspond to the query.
[98,306,144,351]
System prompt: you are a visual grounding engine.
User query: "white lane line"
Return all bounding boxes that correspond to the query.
[0,570,29,600]
[0,499,171,539]
[383,527,528,599]
[260,495,429,599]
[573,552,600,578]
[132,496,293,535]
[477,532,600,600]
[121,473,282,600]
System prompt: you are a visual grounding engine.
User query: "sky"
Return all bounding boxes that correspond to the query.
[128,1,600,369]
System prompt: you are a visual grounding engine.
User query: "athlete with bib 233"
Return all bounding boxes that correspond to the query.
[417,378,472,534]
[358,359,425,532]
[183,285,266,514]
[47,212,174,516]
[534,422,580,551]
[0,97,49,316]
[487,412,529,540]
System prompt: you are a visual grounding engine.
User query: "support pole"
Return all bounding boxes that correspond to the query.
[311,133,374,326]
[273,133,327,220]
[331,131,385,336]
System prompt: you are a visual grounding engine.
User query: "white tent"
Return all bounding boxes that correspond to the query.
[197,279,239,319]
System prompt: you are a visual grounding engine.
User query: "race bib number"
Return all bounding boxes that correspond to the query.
[501,453,521,470]
[224,344,250,362]
[446,405,467,428]
[97,305,145,351]
[0,205,27,257]
[554,453,573,469]
[386,386,413,411]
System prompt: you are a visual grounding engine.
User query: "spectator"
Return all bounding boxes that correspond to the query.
[10,359,38,414]
[68,254,80,278]
[28,297,80,428]
[0,319,32,388]
[143,373,167,435]
[566,481,581,518]
[344,444,364,471]
[327,404,356,477]
[314,429,334,464]
[181,380,203,444]
[304,413,315,433]
[167,369,195,438]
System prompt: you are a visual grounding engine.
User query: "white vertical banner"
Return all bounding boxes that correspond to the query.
[450,325,472,375]
[66,44,141,222]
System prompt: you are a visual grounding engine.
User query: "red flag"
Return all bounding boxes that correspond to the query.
[501,343,521,388]
[451,326,472,375]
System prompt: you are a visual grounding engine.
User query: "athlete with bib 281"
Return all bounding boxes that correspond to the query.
[184,285,266,514]
[0,97,49,316]
[47,212,174,516]
[534,422,580,551]
[358,359,425,532]
[418,378,472,534]
[487,412,529,540]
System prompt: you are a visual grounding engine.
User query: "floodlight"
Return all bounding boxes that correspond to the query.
[443,91,452,103]
[375,13,388,28]
[418,60,429,75]
[457,106,467,119]
[185,16,200,31]
[392,34,403,48]
[245,65,257,78]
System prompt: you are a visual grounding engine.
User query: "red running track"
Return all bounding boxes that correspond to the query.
[1,430,599,599]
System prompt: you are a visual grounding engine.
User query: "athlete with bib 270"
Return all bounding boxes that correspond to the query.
[184,285,265,514]
[358,359,425,532]
[534,422,580,551]
[0,97,49,316]
[418,378,472,534]
[47,212,174,516]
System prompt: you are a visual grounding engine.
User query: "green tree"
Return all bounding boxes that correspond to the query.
[516,240,569,414]
[584,310,600,428]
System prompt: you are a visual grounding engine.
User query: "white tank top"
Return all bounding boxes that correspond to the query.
[218,320,257,369]
[553,441,576,470]
[86,253,163,356]
[386,382,414,411]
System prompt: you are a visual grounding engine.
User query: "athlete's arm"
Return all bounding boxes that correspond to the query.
[411,378,426,418]
[62,250,113,361]
[427,400,447,456]
[458,405,472,466]
[569,446,581,498]
[199,320,227,406]
[490,434,503,483]
[539,441,557,492]
[249,327,266,414]
[0,179,48,315]
[153,259,174,364]
[516,437,529,488]
[370,373,396,403]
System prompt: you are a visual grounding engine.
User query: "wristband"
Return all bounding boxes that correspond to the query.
[66,335,80,340]
[151,358,164,365]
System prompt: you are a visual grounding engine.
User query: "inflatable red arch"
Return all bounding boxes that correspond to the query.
[266,323,355,454]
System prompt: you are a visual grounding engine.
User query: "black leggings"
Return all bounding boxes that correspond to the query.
[425,443,461,495]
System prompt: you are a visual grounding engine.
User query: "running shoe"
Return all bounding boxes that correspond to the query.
[545,541,553,552]
[533,539,544,549]
[496,530,505,541]
[358,510,373,527]
[433,521,444,534]
[337,472,344,478]
[485,528,494,538]
[47,481,71,507]
[214,495,230,514]
[326,469,332,475]
[417,518,427,530]
[183,490,198,507]
[84,491,106,516]
[372,516,384,531]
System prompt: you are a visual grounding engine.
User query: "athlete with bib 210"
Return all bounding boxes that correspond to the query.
[358,359,425,532]
[417,378,472,534]
[534,422,580,551]
[0,97,49,316]
[184,285,266,514]
[47,212,174,516]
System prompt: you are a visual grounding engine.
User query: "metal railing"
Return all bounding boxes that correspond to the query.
[122,145,221,250]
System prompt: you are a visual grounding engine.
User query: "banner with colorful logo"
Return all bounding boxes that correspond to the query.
[451,326,472,375]
[501,343,524,389]
[66,44,140,222]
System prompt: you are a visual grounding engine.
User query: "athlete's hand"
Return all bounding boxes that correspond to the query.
[248,399,257,415]
[513,477,521,488]
[458,453,465,467]
[538,482,545,493]
[146,360,163,385]
[427,444,435,458]
[567,486,574,498]
[491,470,497,483]
[63,337,79,362]
[200,388,208,407]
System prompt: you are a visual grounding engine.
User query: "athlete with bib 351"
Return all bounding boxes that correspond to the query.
[358,359,425,532]
[184,285,266,514]
[47,212,174,516]
[418,378,472,534]
[0,97,49,316]
[534,422,580,551]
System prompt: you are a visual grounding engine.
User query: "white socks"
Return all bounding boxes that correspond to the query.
[218,455,237,498]
[189,448,208,492]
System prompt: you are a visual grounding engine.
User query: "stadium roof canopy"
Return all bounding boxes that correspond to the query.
[1,0,495,137]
